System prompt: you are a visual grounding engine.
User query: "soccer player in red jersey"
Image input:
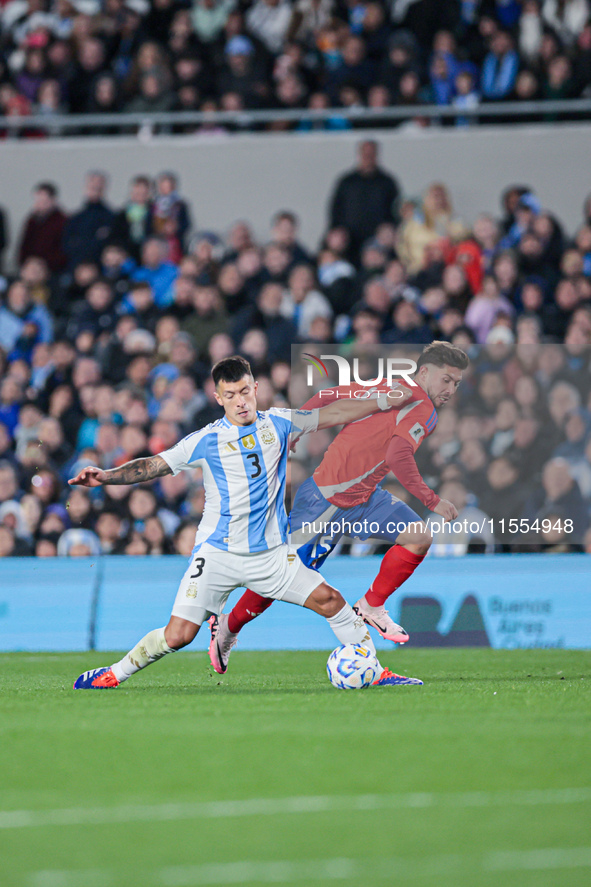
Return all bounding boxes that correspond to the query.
[209,342,469,672]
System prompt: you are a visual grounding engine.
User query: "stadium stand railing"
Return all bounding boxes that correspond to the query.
[2,97,591,135]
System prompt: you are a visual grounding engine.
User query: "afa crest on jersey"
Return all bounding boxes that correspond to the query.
[241,434,256,450]
[260,428,276,445]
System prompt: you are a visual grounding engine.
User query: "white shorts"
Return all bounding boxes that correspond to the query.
[171,542,323,626]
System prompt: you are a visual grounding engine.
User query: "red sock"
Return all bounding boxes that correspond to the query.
[365,546,425,608]
[227,589,274,634]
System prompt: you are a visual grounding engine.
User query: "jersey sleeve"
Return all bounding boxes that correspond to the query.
[301,381,392,410]
[159,429,209,476]
[386,436,440,510]
[268,407,319,438]
[392,400,438,453]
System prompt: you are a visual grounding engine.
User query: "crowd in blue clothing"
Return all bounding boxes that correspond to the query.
[1,0,590,132]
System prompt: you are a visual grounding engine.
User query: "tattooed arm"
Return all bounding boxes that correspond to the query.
[68,455,172,488]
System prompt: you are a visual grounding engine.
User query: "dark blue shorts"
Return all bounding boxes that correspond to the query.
[290,477,422,569]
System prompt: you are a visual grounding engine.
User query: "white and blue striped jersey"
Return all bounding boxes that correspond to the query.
[160,408,318,554]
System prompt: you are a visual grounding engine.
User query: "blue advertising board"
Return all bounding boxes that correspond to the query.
[0,554,589,651]
[0,558,97,651]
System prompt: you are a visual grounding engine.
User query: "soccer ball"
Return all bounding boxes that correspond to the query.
[326,644,380,690]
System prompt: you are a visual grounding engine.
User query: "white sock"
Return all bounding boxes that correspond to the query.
[111,627,175,683]
[327,604,376,656]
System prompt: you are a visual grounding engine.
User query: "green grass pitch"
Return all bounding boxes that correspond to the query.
[1,649,590,887]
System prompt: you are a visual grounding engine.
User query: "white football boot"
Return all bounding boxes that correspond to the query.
[208,613,238,674]
[353,594,410,644]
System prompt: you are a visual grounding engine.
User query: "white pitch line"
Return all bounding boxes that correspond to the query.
[486,847,591,871]
[28,848,591,887]
[160,858,360,886]
[30,870,112,887]
[2,786,590,831]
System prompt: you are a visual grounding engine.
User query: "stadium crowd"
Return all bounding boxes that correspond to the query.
[1,0,591,132]
[0,139,590,558]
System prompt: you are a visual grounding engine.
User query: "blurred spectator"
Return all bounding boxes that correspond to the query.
[382,299,432,344]
[398,183,465,274]
[181,285,229,355]
[66,280,118,341]
[287,0,336,47]
[0,204,7,274]
[270,211,310,267]
[111,175,154,261]
[465,276,515,343]
[125,71,176,114]
[542,0,590,47]
[18,183,68,273]
[152,172,191,257]
[280,264,332,337]
[0,279,53,356]
[0,525,18,557]
[191,0,236,43]
[233,281,297,362]
[325,34,376,102]
[57,528,102,557]
[429,479,494,555]
[328,140,400,262]
[62,172,115,268]
[481,30,519,100]
[131,238,179,308]
[523,457,589,541]
[452,70,480,125]
[87,73,122,121]
[73,36,107,108]
[246,0,292,54]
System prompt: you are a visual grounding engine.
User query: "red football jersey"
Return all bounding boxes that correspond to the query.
[303,381,438,507]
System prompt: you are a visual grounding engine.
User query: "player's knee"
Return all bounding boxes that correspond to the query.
[308,584,344,617]
[404,530,432,556]
[319,587,345,617]
[165,622,198,649]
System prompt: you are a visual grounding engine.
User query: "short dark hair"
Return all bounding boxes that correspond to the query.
[130,280,152,293]
[212,356,253,387]
[273,210,298,226]
[158,171,178,185]
[416,341,469,372]
[35,182,57,198]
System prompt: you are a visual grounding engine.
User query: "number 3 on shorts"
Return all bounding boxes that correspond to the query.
[190,557,205,578]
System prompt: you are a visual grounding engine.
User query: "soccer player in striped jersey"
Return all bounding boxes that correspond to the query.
[71,356,423,690]
[209,342,468,673]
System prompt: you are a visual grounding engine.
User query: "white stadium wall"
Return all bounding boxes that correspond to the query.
[1,123,590,268]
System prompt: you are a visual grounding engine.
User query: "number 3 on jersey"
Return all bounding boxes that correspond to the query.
[246,453,262,478]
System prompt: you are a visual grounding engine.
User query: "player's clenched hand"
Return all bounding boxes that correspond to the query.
[432,498,458,522]
[387,384,412,408]
[68,466,108,487]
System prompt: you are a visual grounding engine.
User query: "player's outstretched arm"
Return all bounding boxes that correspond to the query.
[315,386,412,430]
[68,455,172,487]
